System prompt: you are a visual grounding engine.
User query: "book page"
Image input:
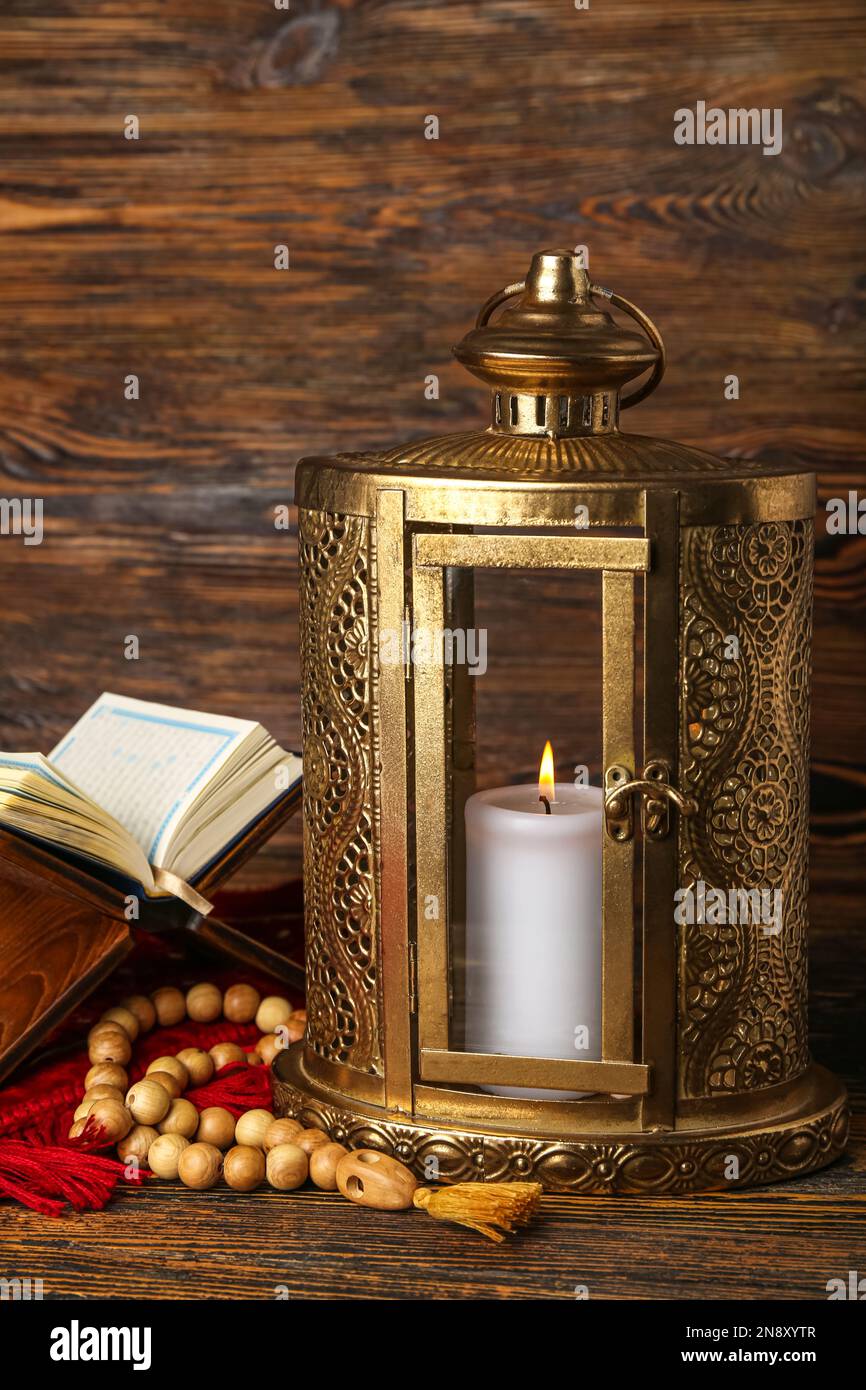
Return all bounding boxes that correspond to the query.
[0,750,155,887]
[50,693,259,864]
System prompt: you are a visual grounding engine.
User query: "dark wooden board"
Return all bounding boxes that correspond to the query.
[0,897,130,1084]
[0,0,864,890]
[2,1175,864,1302]
[0,919,863,1300]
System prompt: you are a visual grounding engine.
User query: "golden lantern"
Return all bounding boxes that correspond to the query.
[275,249,848,1193]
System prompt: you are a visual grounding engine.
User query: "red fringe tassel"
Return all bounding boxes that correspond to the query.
[0,1033,275,1217]
[187,1061,274,1116]
[0,1138,147,1218]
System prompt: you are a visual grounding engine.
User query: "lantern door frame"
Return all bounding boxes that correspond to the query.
[401,489,681,1135]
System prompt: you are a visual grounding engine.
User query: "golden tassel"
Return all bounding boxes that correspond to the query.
[413,1182,543,1242]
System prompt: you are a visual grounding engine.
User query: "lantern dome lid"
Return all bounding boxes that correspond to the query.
[295,247,815,518]
[453,249,661,402]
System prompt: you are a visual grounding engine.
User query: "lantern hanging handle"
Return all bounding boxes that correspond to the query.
[475,281,526,329]
[588,283,666,409]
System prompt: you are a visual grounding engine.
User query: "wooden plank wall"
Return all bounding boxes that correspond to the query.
[0,0,863,902]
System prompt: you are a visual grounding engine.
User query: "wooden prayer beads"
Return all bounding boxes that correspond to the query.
[85,1062,128,1091]
[196,1107,236,1149]
[147,1070,183,1099]
[150,987,186,1027]
[87,1021,126,1047]
[125,1078,171,1126]
[148,1133,189,1179]
[63,982,444,1216]
[145,1055,189,1089]
[158,1098,199,1138]
[178,1142,223,1190]
[100,1005,140,1041]
[309,1143,348,1192]
[186,983,222,1023]
[209,1041,246,1070]
[68,981,305,1197]
[234,1108,274,1149]
[175,1048,214,1086]
[295,1128,331,1157]
[86,1098,132,1144]
[255,995,293,1033]
[263,1118,303,1151]
[223,984,260,1023]
[254,1033,283,1065]
[266,1143,308,1191]
[120,995,156,1034]
[83,1084,124,1106]
[336,1151,418,1211]
[66,987,530,1236]
[117,1125,159,1166]
[87,1028,132,1067]
[223,1144,265,1192]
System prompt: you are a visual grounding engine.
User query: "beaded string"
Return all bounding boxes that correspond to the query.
[72,983,320,1191]
[65,981,543,1238]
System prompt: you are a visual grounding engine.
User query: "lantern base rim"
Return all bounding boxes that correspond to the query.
[273,1045,848,1194]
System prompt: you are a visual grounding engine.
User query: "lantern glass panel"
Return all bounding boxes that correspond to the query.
[411,529,650,1103]
[453,564,605,1095]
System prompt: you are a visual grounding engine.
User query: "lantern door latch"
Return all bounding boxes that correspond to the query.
[604,762,697,842]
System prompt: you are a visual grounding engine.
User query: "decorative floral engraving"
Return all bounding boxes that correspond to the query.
[274,1078,848,1194]
[679,521,813,1097]
[299,508,382,1074]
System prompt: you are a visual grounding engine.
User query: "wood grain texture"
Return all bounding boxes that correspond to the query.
[3,1179,865,1301]
[0,922,862,1300]
[0,0,864,899]
[0,894,130,1083]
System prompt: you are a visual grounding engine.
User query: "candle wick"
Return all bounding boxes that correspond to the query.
[539,795,552,815]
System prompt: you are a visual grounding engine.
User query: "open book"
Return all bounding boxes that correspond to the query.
[0,693,302,899]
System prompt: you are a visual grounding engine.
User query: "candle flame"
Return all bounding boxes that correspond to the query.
[538,740,556,803]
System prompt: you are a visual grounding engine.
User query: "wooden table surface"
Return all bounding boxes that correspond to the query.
[2,920,862,1302]
[0,0,863,1302]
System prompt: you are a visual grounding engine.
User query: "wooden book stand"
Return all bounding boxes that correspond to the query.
[0,787,302,1084]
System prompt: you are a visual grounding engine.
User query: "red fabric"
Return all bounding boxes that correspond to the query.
[0,1140,148,1218]
[0,879,304,1216]
[186,1059,275,1117]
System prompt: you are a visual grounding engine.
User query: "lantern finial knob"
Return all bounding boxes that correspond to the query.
[454,249,665,437]
[523,249,590,306]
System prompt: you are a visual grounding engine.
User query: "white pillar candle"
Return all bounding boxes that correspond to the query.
[464,779,603,1098]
